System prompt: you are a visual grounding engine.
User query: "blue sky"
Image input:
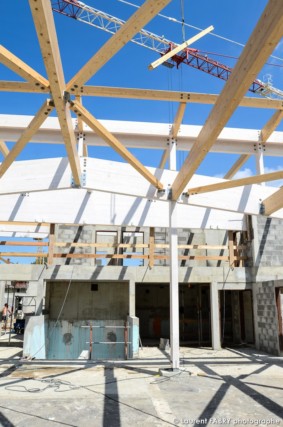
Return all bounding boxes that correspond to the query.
[1,0,283,178]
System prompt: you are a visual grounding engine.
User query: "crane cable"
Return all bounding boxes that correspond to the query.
[116,0,283,63]
[180,0,186,43]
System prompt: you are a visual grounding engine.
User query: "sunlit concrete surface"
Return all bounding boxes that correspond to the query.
[0,345,282,426]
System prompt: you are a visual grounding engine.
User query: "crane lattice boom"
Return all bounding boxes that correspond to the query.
[51,0,283,100]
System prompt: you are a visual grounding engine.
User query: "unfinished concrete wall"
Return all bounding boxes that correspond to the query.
[47,281,128,320]
[55,225,95,266]
[253,216,283,267]
[253,281,280,355]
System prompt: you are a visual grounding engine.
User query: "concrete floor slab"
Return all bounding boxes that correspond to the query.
[0,346,282,426]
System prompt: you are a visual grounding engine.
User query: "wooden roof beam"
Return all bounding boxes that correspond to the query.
[263,187,283,215]
[187,170,283,195]
[66,0,172,91]
[0,140,9,158]
[159,102,186,169]
[0,81,50,93]
[29,0,81,186]
[225,109,283,179]
[78,86,283,109]
[70,100,163,190]
[0,45,49,89]
[0,100,54,178]
[171,0,283,200]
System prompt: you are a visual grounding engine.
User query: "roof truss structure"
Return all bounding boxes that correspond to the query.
[1,0,283,232]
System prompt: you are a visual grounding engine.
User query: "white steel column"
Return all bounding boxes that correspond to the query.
[256,143,265,186]
[169,137,177,171]
[169,200,179,369]
[210,281,221,350]
[77,133,84,157]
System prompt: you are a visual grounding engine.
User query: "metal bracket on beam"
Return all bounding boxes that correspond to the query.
[70,172,86,188]
[259,202,265,215]
[254,142,266,153]
[63,91,71,103]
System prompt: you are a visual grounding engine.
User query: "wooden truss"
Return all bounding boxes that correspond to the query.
[1,0,283,223]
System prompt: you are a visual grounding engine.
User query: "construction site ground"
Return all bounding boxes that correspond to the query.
[0,341,282,427]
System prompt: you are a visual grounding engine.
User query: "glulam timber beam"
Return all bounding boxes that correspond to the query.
[171,0,283,200]
[148,25,214,70]
[263,187,283,215]
[0,140,9,158]
[78,86,283,109]
[0,100,53,178]
[70,100,163,189]
[159,102,186,169]
[0,45,49,89]
[187,170,283,195]
[0,81,49,93]
[225,109,283,179]
[29,0,81,186]
[66,0,172,91]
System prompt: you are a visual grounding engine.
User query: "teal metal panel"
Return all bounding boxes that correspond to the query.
[47,319,130,360]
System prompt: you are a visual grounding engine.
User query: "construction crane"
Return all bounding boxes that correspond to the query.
[51,0,283,100]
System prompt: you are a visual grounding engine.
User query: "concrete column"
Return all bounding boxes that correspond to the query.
[252,282,260,350]
[169,201,179,369]
[129,279,135,317]
[169,138,177,171]
[0,281,5,307]
[210,282,221,350]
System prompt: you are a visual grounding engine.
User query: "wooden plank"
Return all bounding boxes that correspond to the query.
[48,224,55,266]
[0,45,49,89]
[228,231,235,266]
[53,253,149,259]
[67,0,172,91]
[171,0,283,200]
[79,86,283,109]
[149,26,214,70]
[70,100,163,189]
[0,252,47,258]
[0,81,49,93]
[187,169,283,195]
[29,0,81,186]
[149,227,155,268]
[159,102,186,169]
[0,221,50,226]
[54,242,149,248]
[0,141,9,158]
[0,241,48,247]
[0,100,53,178]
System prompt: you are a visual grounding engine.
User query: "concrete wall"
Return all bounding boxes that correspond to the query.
[253,281,280,355]
[54,225,250,268]
[253,216,283,267]
[46,281,129,320]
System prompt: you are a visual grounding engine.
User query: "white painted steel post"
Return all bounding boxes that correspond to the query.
[169,137,177,171]
[169,200,180,370]
[78,133,84,157]
[210,281,221,350]
[256,144,265,186]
